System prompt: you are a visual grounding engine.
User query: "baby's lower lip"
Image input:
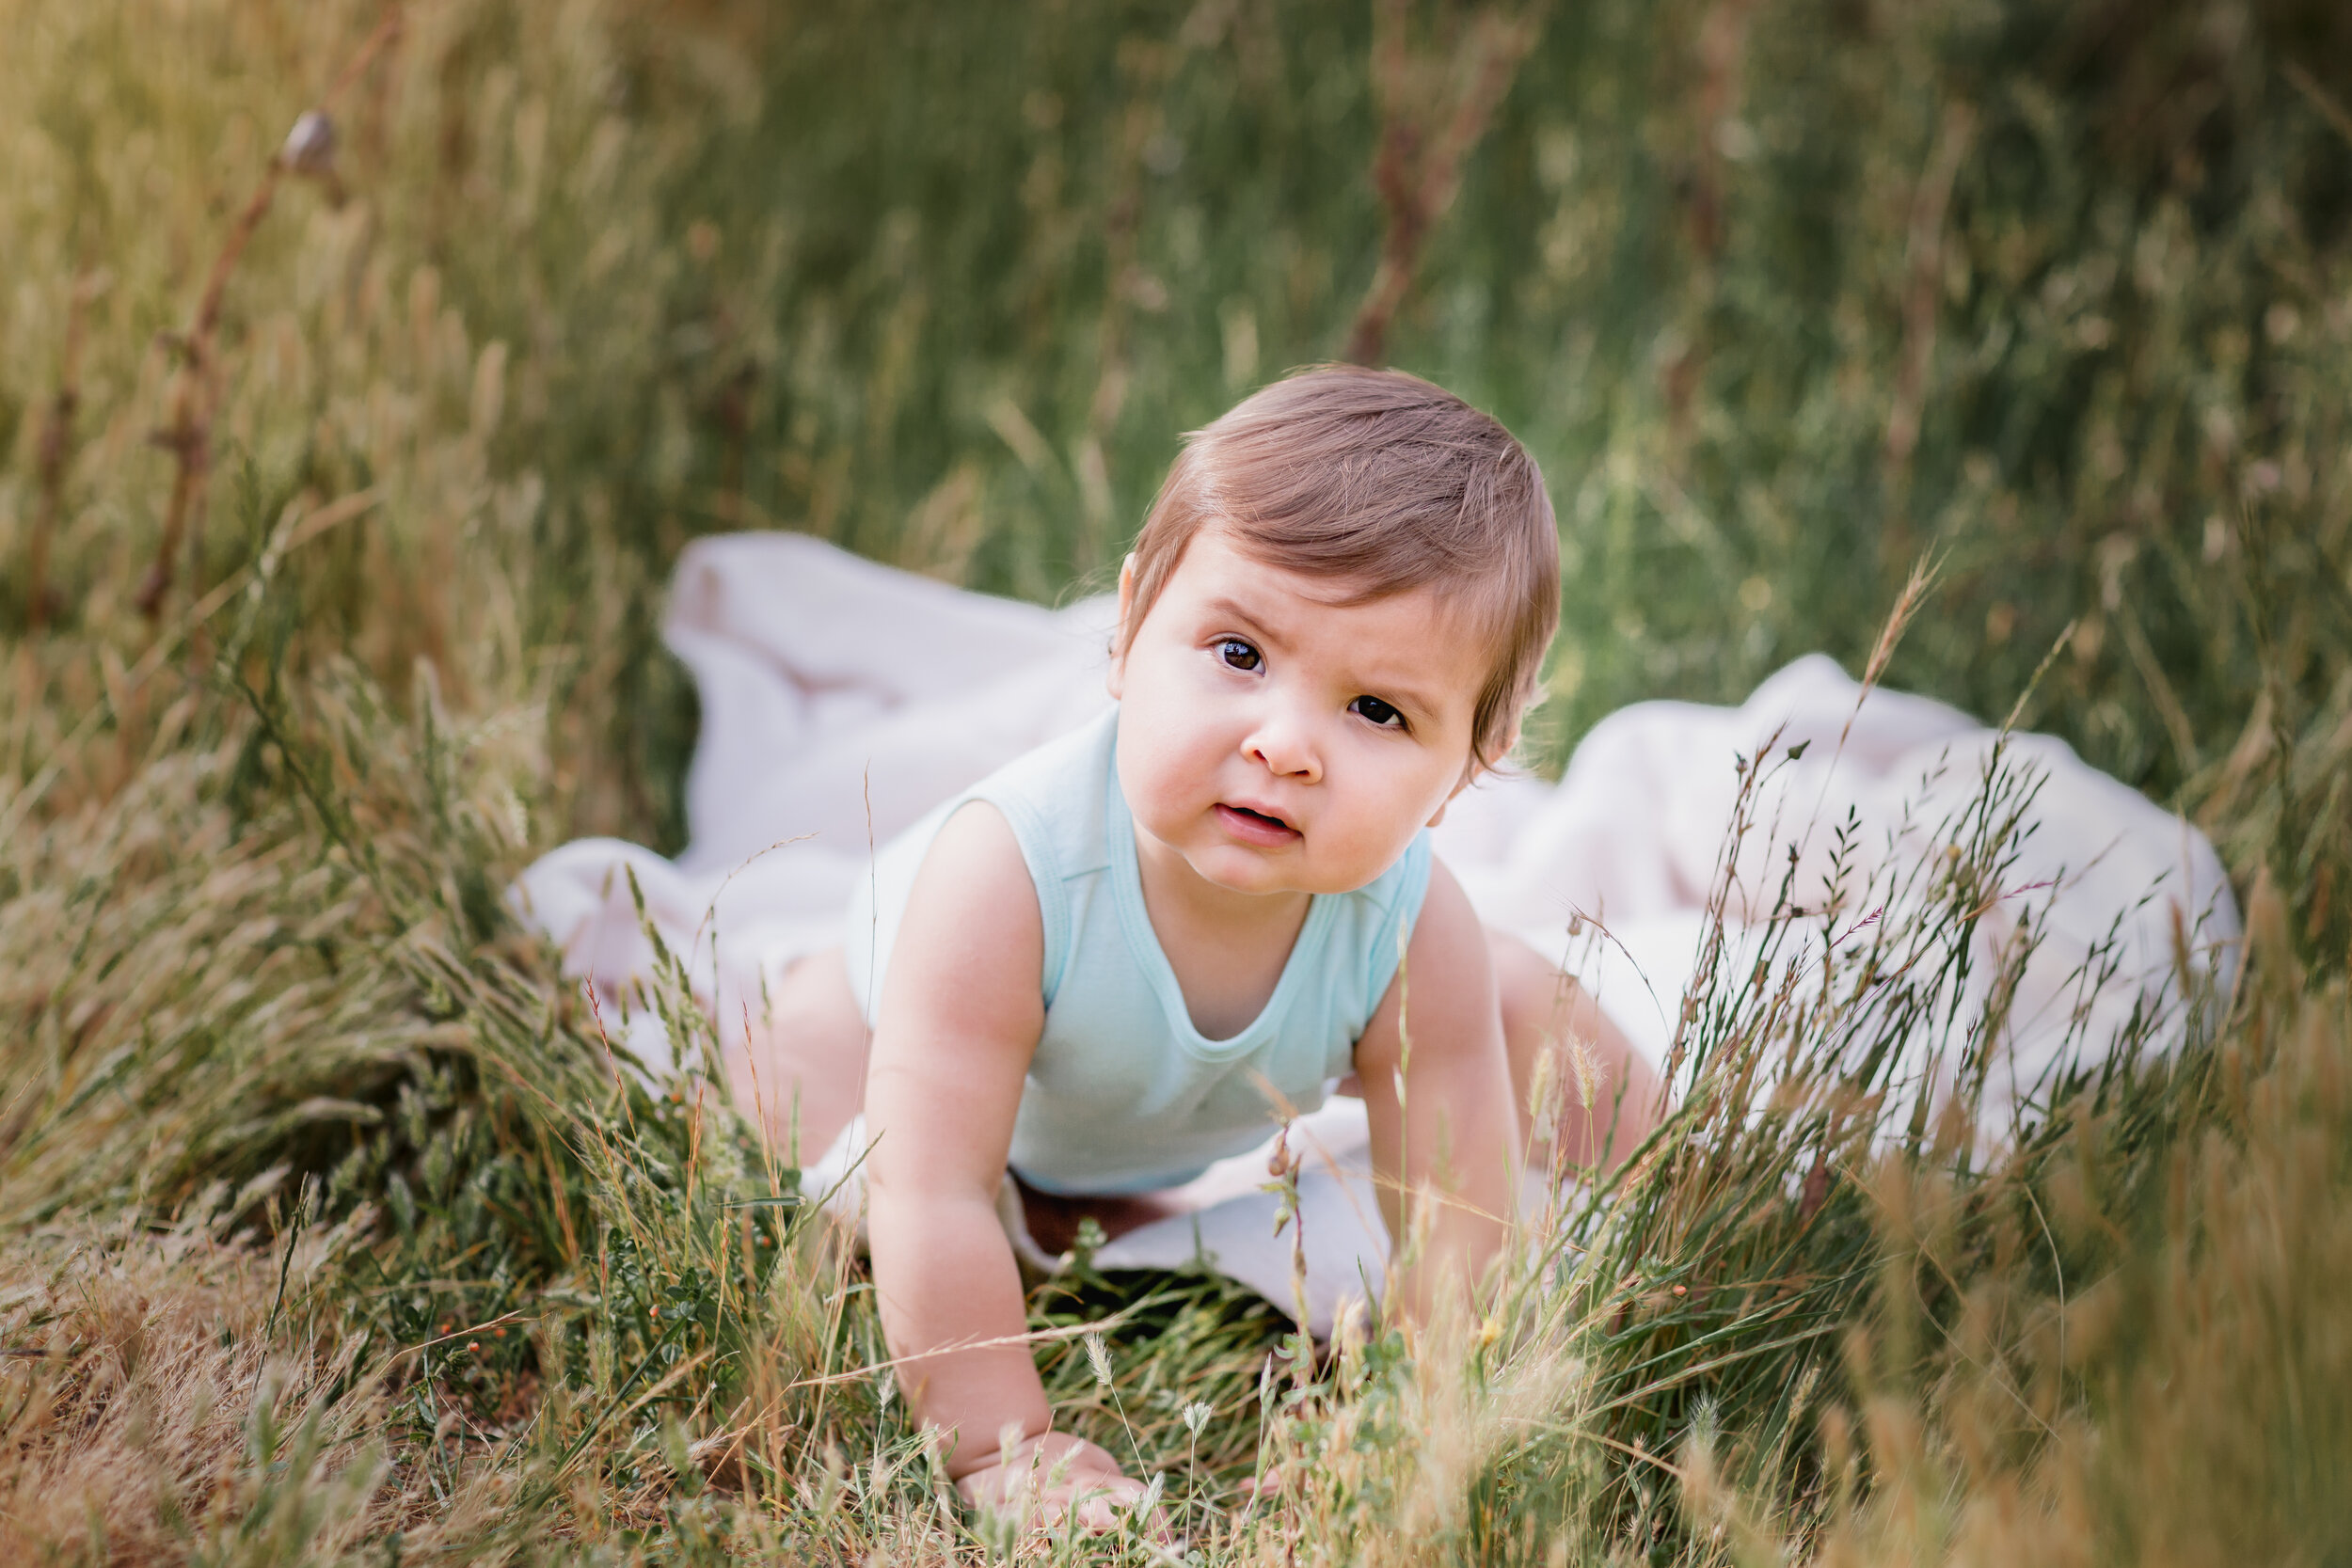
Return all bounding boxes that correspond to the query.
[1215,803,1301,847]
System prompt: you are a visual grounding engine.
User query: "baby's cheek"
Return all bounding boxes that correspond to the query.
[1125,765,1200,847]
[1115,732,1179,808]
[1310,817,1390,891]
[1353,793,1434,878]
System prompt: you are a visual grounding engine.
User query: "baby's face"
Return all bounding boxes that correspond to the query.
[1108,527,1491,899]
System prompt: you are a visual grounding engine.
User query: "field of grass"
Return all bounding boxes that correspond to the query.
[3,0,2349,1561]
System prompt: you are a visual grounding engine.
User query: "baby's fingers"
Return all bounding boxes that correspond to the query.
[1071,1488,1131,1534]
[1237,1459,1290,1513]
[1055,1471,1143,1523]
[1044,1472,1161,1538]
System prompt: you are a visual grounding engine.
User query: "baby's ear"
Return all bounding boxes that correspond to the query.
[1494,708,1525,764]
[1469,714,1526,784]
[1429,717,1520,824]
[1426,762,1477,828]
[1106,554,1139,699]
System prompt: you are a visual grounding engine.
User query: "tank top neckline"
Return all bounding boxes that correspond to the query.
[1104,727,1342,1063]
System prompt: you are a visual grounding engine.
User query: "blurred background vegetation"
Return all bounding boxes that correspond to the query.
[10,0,2350,858]
[3,0,2349,1560]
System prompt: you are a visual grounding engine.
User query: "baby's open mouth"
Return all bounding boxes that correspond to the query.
[1215,802,1301,846]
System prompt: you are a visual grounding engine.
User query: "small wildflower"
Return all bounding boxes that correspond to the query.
[1181,1401,1214,1437]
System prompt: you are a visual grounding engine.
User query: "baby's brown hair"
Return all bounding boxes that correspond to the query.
[1121,364,1560,770]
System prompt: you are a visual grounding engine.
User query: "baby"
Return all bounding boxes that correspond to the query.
[731,365,1661,1527]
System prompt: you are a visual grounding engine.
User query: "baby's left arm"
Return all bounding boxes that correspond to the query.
[1353,859,1522,1320]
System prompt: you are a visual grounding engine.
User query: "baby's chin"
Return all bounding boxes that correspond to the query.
[1132,802,1401,896]
[1175,840,1388,899]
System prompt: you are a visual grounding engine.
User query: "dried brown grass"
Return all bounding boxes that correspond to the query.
[0,1216,380,1562]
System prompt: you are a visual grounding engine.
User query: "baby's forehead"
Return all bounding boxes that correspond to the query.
[1195,535,1492,628]
[1271,575,1491,648]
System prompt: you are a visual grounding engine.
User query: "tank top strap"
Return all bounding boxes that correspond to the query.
[962,713,1118,1006]
[841,711,1115,1028]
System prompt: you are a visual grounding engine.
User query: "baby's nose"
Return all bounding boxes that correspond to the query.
[1246,713,1321,781]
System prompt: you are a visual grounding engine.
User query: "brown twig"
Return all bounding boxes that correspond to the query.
[1344,0,1545,367]
[138,168,280,621]
[135,8,403,622]
[27,272,103,633]
[1087,40,1174,443]
[1077,18,1220,551]
[1659,0,1757,446]
[1681,0,1756,264]
[2282,60,2352,151]
[1881,101,1977,567]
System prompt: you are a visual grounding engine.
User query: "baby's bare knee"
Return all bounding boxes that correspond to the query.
[730,947,869,1160]
[1485,927,1576,1036]
[768,947,861,1026]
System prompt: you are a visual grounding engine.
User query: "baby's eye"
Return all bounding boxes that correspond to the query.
[1350,695,1404,729]
[1217,639,1263,672]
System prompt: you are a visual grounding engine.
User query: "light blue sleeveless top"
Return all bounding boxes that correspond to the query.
[844,707,1433,1195]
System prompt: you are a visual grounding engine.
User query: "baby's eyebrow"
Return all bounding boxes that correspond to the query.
[1199,595,1285,647]
[1358,673,1449,720]
[1322,654,1452,720]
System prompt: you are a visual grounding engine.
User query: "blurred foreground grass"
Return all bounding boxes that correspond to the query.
[3,0,2349,1561]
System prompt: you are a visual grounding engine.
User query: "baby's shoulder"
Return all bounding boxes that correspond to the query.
[870,797,1050,1044]
[909,800,1039,921]
[961,708,1119,885]
[849,714,1113,1024]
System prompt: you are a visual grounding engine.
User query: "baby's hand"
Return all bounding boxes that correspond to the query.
[955,1431,1154,1534]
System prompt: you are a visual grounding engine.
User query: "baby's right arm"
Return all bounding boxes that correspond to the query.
[861,801,1148,1527]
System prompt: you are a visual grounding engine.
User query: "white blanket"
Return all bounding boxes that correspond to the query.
[514,533,2239,1333]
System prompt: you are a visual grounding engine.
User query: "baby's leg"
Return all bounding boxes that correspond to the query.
[724,946,870,1166]
[1486,929,1665,1172]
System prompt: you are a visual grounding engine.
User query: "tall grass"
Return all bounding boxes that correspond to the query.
[3,0,2348,1561]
